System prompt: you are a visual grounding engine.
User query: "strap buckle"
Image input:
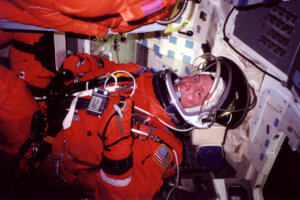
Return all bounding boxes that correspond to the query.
[48,153,64,163]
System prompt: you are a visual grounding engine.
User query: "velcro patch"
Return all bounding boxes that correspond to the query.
[153,144,172,172]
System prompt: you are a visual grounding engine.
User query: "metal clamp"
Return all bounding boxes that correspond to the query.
[148,135,161,143]
[48,153,66,182]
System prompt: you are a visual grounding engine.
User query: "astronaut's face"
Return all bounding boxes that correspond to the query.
[174,74,213,108]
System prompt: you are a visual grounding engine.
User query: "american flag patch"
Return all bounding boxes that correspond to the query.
[153,144,172,171]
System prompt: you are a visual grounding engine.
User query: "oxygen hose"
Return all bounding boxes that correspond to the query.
[62,70,195,132]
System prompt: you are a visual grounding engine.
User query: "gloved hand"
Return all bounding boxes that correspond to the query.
[98,99,134,175]
[62,53,104,81]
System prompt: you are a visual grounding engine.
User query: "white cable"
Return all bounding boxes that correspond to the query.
[111,70,136,97]
[157,117,194,132]
[134,106,195,133]
[227,113,233,125]
[86,81,89,91]
[65,70,192,132]
[34,96,47,101]
[166,150,179,200]
[104,86,119,93]
[131,128,149,136]
[104,70,137,97]
[134,106,152,116]
[104,73,117,89]
[131,128,180,200]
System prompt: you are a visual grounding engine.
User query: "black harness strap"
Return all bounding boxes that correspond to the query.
[98,112,132,151]
[72,158,100,169]
[12,111,48,175]
[104,135,131,150]
[97,110,134,175]
[98,112,118,146]
[100,153,133,175]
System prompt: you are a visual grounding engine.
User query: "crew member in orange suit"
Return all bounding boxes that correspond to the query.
[0,66,40,159]
[0,30,55,88]
[48,54,188,198]
[0,45,250,199]
[0,0,176,37]
[47,53,231,199]
[0,30,54,160]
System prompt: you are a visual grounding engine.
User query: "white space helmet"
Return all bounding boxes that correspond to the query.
[153,54,251,129]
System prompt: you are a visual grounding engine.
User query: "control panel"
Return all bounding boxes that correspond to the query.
[233,0,300,75]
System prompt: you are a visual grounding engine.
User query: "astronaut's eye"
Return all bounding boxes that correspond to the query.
[193,75,199,82]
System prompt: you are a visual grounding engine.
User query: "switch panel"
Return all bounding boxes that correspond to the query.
[233,0,300,75]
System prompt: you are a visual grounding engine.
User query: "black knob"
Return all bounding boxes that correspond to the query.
[178,30,193,37]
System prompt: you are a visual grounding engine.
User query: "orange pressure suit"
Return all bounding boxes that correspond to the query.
[0,30,55,88]
[0,66,40,157]
[0,0,175,37]
[0,30,54,159]
[48,53,183,199]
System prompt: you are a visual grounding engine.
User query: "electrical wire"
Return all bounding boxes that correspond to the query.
[131,128,149,136]
[223,6,284,84]
[248,84,257,110]
[166,150,179,200]
[67,69,192,132]
[134,106,195,132]
[212,84,257,115]
[115,49,120,64]
[104,70,137,97]
[114,35,120,64]
[130,129,180,200]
